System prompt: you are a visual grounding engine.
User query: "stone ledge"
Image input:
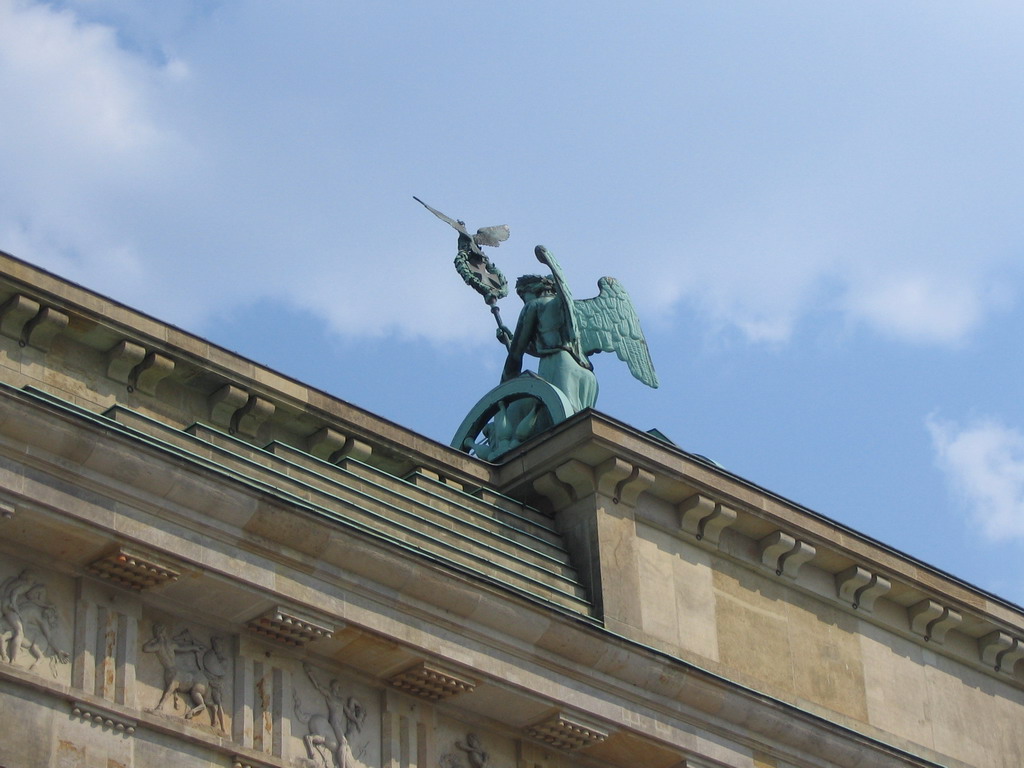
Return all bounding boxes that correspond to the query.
[70,700,137,734]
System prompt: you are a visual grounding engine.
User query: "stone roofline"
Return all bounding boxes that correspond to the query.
[2,248,1024,690]
[0,249,491,483]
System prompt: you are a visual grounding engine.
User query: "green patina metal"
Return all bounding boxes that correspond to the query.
[416,198,659,461]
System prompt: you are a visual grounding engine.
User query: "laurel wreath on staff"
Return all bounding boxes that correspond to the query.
[415,197,513,347]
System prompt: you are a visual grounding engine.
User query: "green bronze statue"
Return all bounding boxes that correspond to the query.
[415,198,658,461]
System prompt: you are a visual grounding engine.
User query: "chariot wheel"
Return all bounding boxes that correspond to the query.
[452,374,574,461]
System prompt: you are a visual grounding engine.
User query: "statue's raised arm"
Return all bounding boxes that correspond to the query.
[533,246,587,370]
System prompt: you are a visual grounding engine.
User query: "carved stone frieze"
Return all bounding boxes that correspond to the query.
[526,712,609,751]
[295,662,368,768]
[245,606,335,647]
[440,732,492,768]
[388,660,476,701]
[88,548,181,591]
[142,623,229,731]
[0,567,70,676]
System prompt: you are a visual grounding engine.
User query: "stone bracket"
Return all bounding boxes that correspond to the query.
[908,599,962,644]
[0,294,39,339]
[759,531,816,578]
[531,459,594,510]
[88,547,181,591]
[306,426,372,463]
[526,711,610,751]
[388,660,477,701]
[531,458,653,510]
[106,340,147,383]
[555,459,595,500]
[105,340,175,395]
[978,631,1024,675]
[533,470,576,510]
[71,700,137,735]
[131,351,175,395]
[22,306,70,351]
[208,384,275,437]
[0,294,69,351]
[232,393,275,437]
[245,606,335,647]
[209,384,248,425]
[595,457,654,506]
[835,566,891,612]
[0,501,14,520]
[679,494,737,546]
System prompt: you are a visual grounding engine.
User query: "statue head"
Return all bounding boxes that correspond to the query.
[25,584,47,604]
[515,274,555,300]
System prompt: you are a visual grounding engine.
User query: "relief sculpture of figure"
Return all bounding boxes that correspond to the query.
[143,624,213,723]
[295,662,365,768]
[202,635,229,731]
[1,568,37,665]
[0,574,70,674]
[455,733,489,768]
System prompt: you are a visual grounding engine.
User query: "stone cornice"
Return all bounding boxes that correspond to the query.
[497,411,1024,684]
[0,249,494,488]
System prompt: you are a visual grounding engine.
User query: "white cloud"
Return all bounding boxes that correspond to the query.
[842,274,997,345]
[928,416,1024,540]
[0,2,1023,350]
[0,0,182,299]
[0,0,173,163]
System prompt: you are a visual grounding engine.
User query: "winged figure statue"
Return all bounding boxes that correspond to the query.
[459,245,657,458]
[500,246,657,411]
[414,197,658,460]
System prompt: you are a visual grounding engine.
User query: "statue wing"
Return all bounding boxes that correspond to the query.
[575,277,659,388]
[413,196,470,237]
[474,225,510,248]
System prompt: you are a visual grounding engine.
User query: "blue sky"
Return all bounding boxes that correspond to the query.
[4,1,1024,603]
